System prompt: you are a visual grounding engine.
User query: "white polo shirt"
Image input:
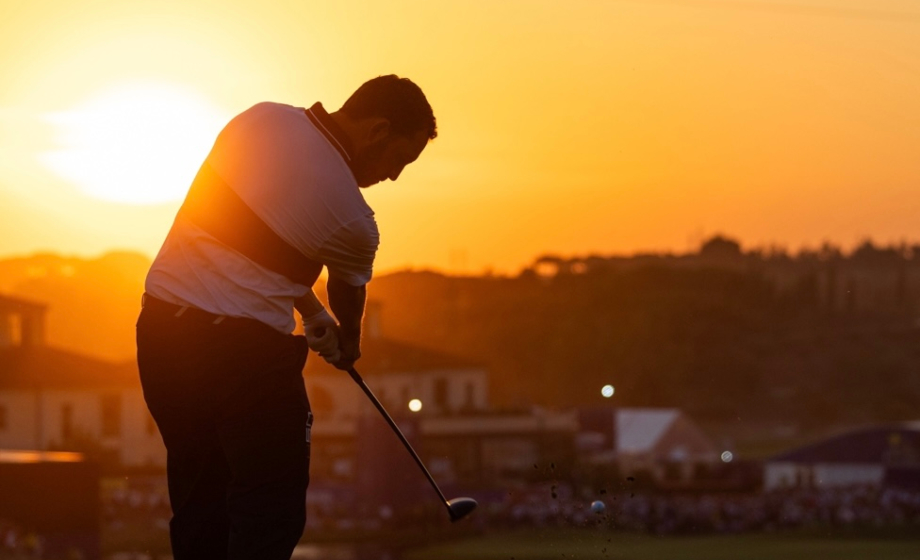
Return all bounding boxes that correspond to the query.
[145,102,379,333]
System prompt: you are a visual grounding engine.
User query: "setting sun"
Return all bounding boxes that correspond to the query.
[0,0,918,270]
[40,83,229,205]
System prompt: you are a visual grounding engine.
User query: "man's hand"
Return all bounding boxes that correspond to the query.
[306,324,360,371]
[327,276,366,371]
[302,309,341,364]
[332,333,361,371]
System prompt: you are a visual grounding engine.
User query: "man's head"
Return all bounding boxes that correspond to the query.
[333,75,436,188]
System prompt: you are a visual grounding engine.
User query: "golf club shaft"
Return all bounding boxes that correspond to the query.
[347,366,450,506]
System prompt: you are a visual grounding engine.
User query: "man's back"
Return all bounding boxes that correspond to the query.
[145,101,378,333]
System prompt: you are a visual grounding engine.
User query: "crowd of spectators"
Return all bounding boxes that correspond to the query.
[486,483,920,534]
[0,520,44,559]
[102,483,170,528]
[0,520,92,559]
[97,477,920,538]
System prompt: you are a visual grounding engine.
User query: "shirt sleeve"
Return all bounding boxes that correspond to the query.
[317,216,379,286]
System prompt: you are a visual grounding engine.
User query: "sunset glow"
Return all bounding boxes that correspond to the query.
[40,83,228,204]
[0,0,918,272]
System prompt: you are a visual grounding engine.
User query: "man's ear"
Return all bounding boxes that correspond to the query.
[366,118,391,145]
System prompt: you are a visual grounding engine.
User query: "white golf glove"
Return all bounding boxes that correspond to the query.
[302,309,341,364]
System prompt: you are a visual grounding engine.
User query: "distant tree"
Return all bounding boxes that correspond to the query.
[533,255,565,277]
[699,235,742,259]
[818,242,843,261]
[851,239,903,266]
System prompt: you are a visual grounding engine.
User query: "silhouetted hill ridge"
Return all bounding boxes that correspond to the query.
[1,237,919,430]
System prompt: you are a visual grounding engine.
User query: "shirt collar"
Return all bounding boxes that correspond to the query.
[305,102,357,166]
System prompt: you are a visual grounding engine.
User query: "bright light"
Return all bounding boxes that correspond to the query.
[721,451,734,463]
[408,399,422,412]
[0,450,84,463]
[601,385,615,398]
[40,82,229,204]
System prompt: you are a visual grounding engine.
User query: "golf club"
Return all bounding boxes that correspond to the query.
[312,328,477,522]
[346,366,478,522]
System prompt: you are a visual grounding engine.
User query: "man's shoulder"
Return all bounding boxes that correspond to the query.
[228,102,307,128]
[243,101,301,114]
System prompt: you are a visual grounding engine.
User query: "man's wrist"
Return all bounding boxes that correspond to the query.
[294,291,325,318]
[303,309,335,331]
[339,325,361,340]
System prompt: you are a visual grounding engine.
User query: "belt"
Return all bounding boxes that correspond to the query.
[141,293,230,325]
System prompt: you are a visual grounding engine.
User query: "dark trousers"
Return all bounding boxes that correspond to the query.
[136,295,311,560]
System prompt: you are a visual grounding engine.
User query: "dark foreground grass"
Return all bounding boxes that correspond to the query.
[403,529,920,560]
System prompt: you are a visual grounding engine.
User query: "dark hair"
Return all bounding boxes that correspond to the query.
[340,75,437,140]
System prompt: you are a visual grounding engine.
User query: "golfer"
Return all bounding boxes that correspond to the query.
[136,75,436,560]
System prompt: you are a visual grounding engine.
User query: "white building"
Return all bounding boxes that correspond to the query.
[578,407,721,485]
[303,322,578,485]
[764,423,920,490]
[2,294,577,481]
[0,293,164,467]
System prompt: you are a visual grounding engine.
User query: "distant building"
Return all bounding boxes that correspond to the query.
[306,303,578,489]
[1,294,579,484]
[764,422,920,490]
[305,336,490,421]
[0,294,47,347]
[0,293,163,468]
[577,407,721,487]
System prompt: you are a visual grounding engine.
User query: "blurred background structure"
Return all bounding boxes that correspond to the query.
[1,243,919,558]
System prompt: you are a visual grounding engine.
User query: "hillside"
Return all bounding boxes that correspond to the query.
[368,265,920,429]
[2,239,919,436]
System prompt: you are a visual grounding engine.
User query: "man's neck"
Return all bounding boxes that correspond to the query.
[329,110,364,153]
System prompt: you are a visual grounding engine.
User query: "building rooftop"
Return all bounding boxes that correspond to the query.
[0,294,47,313]
[770,423,920,464]
[617,408,680,454]
[0,346,137,390]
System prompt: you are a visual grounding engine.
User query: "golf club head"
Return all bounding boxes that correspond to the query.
[446,497,478,522]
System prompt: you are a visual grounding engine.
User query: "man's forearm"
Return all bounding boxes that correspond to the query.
[327,277,366,339]
[294,290,325,319]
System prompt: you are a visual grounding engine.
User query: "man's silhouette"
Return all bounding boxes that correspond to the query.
[136,75,436,560]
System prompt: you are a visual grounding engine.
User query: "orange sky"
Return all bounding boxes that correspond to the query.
[1,0,918,274]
